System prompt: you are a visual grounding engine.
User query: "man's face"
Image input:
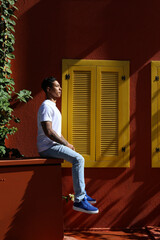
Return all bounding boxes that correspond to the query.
[47,80,62,99]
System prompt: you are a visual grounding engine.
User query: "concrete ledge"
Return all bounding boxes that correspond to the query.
[0,157,63,166]
[0,157,64,240]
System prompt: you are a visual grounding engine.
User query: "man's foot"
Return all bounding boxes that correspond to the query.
[73,198,99,214]
[85,193,96,204]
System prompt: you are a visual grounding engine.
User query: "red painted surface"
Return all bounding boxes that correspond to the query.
[64,229,152,240]
[7,0,160,229]
[0,159,63,240]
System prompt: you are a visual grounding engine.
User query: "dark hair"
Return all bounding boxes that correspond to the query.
[41,76,57,93]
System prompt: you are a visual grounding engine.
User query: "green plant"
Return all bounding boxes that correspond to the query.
[0,0,32,158]
[62,194,74,202]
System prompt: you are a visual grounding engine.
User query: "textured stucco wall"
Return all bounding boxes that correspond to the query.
[8,0,160,229]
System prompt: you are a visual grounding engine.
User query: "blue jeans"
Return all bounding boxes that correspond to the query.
[39,144,86,202]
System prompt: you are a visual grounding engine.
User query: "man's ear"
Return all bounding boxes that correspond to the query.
[46,86,51,93]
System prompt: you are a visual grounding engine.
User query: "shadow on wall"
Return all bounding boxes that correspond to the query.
[135,63,151,181]
[10,0,160,155]
[14,0,160,97]
[14,0,66,97]
[64,229,150,239]
[63,167,160,229]
[63,63,160,229]
[10,0,160,229]
[0,165,63,240]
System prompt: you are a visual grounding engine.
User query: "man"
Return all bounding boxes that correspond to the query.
[37,76,99,214]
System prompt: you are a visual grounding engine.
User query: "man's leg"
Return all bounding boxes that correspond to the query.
[40,144,99,214]
[39,144,86,202]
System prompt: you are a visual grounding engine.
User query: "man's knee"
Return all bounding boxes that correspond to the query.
[74,154,85,165]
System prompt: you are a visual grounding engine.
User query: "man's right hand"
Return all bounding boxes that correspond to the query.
[67,143,75,151]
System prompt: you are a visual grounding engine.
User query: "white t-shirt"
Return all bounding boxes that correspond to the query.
[37,99,61,152]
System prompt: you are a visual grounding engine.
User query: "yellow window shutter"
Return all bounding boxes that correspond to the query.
[62,59,130,168]
[151,61,160,167]
[67,66,96,164]
[96,66,130,167]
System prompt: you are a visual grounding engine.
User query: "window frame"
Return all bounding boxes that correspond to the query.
[62,59,130,168]
[151,61,160,167]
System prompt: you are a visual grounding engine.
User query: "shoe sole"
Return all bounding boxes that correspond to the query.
[73,206,99,214]
[87,200,97,204]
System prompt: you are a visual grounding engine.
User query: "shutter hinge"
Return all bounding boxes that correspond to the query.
[122,76,126,81]
[156,147,160,152]
[155,76,159,81]
[65,74,70,80]
[122,147,126,152]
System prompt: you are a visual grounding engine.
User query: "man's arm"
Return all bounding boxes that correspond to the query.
[61,134,75,150]
[41,121,75,150]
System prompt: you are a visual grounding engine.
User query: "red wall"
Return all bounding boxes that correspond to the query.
[0,159,63,240]
[8,0,160,229]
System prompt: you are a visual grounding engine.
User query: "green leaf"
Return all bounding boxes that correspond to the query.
[8,0,16,6]
[5,68,12,74]
[4,9,10,16]
[1,3,8,10]
[8,19,16,26]
[0,146,6,157]
[1,15,7,20]
[6,32,15,39]
[4,41,13,47]
[5,62,11,68]
[6,53,15,59]
[0,0,26,157]
[11,14,18,20]
[0,78,15,86]
[14,117,20,123]
[12,5,18,11]
[8,9,14,16]
[6,24,15,32]
[16,90,33,103]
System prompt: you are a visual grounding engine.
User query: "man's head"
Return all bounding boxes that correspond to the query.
[41,76,57,93]
[41,76,62,101]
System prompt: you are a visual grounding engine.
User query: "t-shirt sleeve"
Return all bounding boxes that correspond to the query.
[39,104,53,122]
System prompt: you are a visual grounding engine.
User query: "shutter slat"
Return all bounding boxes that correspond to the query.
[100,71,118,156]
[72,71,91,154]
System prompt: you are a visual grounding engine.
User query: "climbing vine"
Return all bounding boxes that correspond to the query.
[0,0,32,158]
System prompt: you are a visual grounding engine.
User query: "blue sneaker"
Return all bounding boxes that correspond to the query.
[85,193,97,204]
[73,198,99,214]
